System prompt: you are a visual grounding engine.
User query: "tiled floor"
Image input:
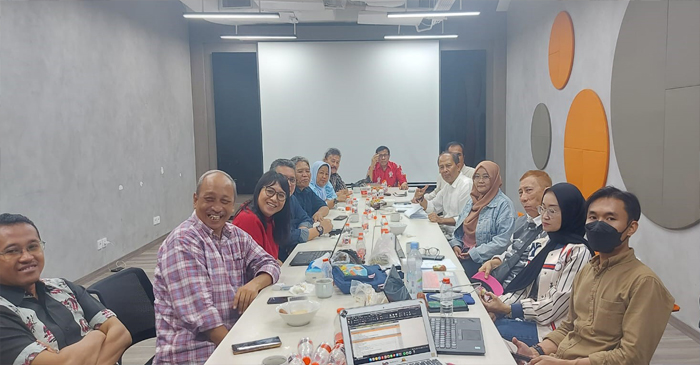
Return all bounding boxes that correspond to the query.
[77,216,700,364]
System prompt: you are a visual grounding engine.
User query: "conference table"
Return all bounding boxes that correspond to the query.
[205,188,516,365]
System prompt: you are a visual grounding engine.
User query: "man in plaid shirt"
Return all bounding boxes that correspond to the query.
[153,170,280,364]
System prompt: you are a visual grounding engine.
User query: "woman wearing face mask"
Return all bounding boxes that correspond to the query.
[309,161,338,208]
[479,182,593,346]
[232,171,291,263]
[450,161,516,276]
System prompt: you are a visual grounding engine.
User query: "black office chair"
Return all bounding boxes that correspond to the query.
[88,267,156,365]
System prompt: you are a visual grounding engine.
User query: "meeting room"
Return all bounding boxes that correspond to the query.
[1,0,699,364]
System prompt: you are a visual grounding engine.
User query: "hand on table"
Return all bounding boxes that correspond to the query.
[337,190,348,202]
[452,246,468,260]
[480,291,510,315]
[320,219,333,234]
[233,281,262,314]
[399,182,409,190]
[428,213,441,224]
[312,211,325,223]
[511,337,538,365]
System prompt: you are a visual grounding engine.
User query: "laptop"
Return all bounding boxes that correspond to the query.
[289,216,347,266]
[339,300,444,365]
[429,317,486,355]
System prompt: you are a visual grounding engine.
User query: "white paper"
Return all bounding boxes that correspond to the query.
[403,204,428,219]
[420,259,458,271]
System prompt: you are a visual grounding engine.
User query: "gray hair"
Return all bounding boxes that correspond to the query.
[196,170,236,196]
[438,151,460,165]
[324,148,342,160]
[269,159,295,171]
[290,156,310,168]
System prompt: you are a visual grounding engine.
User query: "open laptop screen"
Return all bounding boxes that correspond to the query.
[346,304,431,364]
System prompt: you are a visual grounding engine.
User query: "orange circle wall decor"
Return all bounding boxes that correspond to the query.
[564,89,609,198]
[548,11,575,90]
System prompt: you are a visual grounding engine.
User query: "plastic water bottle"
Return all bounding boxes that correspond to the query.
[380,215,388,227]
[322,258,332,279]
[362,212,369,232]
[298,338,314,365]
[440,277,454,317]
[329,343,347,365]
[311,342,332,365]
[382,222,390,236]
[341,223,352,246]
[356,234,366,260]
[334,308,345,345]
[287,353,305,365]
[406,242,423,299]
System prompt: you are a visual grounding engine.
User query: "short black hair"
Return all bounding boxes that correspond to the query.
[324,148,342,160]
[269,158,295,171]
[438,151,460,165]
[585,186,641,223]
[0,213,41,239]
[375,146,390,155]
[445,141,464,153]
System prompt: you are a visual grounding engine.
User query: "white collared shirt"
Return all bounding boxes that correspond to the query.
[425,165,475,201]
[425,173,472,218]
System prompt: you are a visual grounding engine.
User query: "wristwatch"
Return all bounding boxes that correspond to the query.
[532,344,545,356]
[333,198,338,205]
[316,225,324,235]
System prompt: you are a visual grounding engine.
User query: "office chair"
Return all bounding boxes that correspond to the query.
[88,267,156,365]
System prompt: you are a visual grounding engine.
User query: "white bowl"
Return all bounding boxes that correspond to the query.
[389,223,407,235]
[276,300,321,327]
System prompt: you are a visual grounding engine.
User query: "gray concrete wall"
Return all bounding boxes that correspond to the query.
[0,1,197,280]
[188,20,508,184]
[505,0,700,332]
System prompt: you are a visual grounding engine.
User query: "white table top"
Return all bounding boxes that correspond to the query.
[205,188,516,365]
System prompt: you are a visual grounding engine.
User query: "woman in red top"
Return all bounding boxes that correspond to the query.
[232,171,291,263]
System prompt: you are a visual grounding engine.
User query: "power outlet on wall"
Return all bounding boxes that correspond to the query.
[97,238,109,251]
[153,216,161,226]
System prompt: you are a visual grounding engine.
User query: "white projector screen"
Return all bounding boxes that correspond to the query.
[258,41,440,183]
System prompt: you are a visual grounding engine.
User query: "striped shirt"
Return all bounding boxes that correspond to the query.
[153,212,280,364]
[500,237,591,340]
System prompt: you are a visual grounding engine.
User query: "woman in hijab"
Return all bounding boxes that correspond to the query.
[450,161,516,277]
[309,161,338,208]
[479,182,593,346]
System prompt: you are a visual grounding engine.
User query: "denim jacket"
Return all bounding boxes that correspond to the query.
[449,190,516,263]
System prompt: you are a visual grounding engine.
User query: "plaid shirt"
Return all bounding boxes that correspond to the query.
[153,212,280,364]
[329,173,346,192]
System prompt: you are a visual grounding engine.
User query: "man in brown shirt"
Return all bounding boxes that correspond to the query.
[511,186,675,365]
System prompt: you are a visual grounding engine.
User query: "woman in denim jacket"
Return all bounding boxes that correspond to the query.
[450,161,516,276]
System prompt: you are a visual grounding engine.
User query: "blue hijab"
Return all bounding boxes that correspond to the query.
[310,161,336,201]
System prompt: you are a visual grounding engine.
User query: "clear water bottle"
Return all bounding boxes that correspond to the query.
[356,234,366,260]
[287,353,304,365]
[298,338,314,365]
[362,212,369,232]
[329,343,347,365]
[322,258,332,279]
[311,342,332,365]
[406,241,423,299]
[334,308,345,345]
[440,277,453,317]
[341,223,352,246]
[380,215,388,227]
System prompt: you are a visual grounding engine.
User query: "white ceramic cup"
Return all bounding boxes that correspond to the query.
[390,212,401,222]
[315,278,334,299]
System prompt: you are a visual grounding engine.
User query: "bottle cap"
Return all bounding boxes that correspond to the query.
[323,258,329,262]
[302,357,311,365]
[337,307,345,314]
[410,241,419,250]
[442,277,451,284]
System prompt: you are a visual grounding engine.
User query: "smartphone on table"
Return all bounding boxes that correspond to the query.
[334,215,348,221]
[267,296,289,305]
[232,336,282,354]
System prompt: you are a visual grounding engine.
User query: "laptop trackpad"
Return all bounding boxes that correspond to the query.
[460,329,482,341]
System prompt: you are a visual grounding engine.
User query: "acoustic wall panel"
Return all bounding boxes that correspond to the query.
[530,103,552,169]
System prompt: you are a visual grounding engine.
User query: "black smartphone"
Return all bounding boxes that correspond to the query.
[422,254,445,261]
[232,336,282,354]
[329,228,343,236]
[334,215,348,221]
[511,352,532,363]
[266,296,289,305]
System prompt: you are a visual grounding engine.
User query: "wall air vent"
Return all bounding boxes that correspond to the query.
[221,0,254,9]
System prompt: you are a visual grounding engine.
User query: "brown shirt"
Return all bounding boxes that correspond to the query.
[544,248,674,365]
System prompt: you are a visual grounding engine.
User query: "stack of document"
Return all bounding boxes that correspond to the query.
[403,204,428,219]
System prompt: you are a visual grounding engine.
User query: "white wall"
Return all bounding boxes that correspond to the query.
[505,0,700,331]
[0,1,196,280]
[258,41,440,182]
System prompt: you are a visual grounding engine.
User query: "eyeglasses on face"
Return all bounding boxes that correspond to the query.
[473,174,491,181]
[286,176,296,185]
[0,241,45,260]
[264,186,287,202]
[378,154,390,159]
[537,205,560,217]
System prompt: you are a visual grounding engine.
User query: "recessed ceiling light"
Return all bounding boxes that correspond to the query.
[184,13,280,20]
[384,35,458,40]
[387,11,480,18]
[220,35,297,40]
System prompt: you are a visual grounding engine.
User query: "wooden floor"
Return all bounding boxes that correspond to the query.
[77,218,700,365]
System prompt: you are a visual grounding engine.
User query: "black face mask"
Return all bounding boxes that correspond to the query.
[585,221,630,253]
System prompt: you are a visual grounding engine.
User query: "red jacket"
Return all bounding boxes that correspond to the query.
[232,208,278,259]
[371,161,407,187]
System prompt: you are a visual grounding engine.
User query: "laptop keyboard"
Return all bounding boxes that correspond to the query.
[408,359,443,365]
[430,317,457,350]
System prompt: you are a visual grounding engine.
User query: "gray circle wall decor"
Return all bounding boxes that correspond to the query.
[530,103,552,170]
[611,0,700,229]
